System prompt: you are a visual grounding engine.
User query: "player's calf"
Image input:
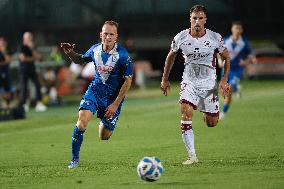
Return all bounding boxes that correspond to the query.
[99,122,113,140]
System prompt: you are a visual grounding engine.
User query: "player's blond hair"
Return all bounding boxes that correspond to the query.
[103,20,119,29]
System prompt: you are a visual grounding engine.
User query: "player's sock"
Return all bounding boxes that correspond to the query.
[222,104,230,113]
[181,120,196,157]
[71,126,85,160]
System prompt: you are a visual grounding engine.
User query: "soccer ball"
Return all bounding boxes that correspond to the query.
[137,157,164,182]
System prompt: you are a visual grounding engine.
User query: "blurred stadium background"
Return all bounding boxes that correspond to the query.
[0,0,283,101]
[1,0,284,85]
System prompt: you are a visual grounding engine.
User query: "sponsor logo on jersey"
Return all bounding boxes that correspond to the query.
[186,53,210,60]
[97,65,114,74]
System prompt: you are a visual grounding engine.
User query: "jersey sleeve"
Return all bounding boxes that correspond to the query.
[243,39,253,57]
[82,45,95,64]
[171,33,180,53]
[122,53,133,78]
[217,34,226,53]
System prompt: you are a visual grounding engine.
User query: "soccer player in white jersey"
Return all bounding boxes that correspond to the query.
[161,5,231,165]
[61,21,133,169]
[220,21,255,120]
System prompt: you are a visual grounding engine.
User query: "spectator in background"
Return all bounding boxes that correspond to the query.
[49,46,63,67]
[219,21,255,120]
[18,32,47,112]
[0,37,12,108]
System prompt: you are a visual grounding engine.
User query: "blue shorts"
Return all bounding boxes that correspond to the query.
[228,71,242,93]
[79,86,124,131]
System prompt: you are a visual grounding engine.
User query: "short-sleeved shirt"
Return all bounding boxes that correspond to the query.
[82,43,133,104]
[19,44,36,71]
[171,29,225,90]
[224,36,252,73]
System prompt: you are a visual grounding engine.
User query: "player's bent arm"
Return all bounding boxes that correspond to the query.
[219,48,232,97]
[66,50,84,65]
[113,76,133,106]
[239,55,256,66]
[219,48,230,82]
[19,53,36,63]
[162,50,177,82]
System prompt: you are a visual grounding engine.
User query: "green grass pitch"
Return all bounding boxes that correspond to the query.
[0,80,283,189]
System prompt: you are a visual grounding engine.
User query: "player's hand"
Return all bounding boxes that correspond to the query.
[60,43,75,54]
[104,103,118,119]
[161,80,170,96]
[219,79,232,98]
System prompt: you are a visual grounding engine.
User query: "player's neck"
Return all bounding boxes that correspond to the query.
[232,35,241,42]
[190,28,206,38]
[102,44,115,53]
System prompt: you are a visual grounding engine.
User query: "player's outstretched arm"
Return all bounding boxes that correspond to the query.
[105,77,133,119]
[161,50,177,96]
[219,48,231,98]
[60,43,83,64]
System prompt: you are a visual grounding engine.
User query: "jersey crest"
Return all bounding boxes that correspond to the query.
[92,45,119,84]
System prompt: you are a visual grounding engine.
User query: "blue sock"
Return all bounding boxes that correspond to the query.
[222,104,230,113]
[71,126,85,160]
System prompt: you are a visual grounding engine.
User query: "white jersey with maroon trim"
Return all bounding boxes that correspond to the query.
[171,29,225,90]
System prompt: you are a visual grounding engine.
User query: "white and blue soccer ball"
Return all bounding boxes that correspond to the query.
[137,156,164,182]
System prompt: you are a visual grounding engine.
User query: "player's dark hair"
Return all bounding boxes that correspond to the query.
[232,21,243,27]
[190,5,207,16]
[104,20,119,29]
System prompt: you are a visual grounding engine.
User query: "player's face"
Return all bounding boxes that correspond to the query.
[100,24,118,48]
[231,24,243,37]
[190,11,207,32]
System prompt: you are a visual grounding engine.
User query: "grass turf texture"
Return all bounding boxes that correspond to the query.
[0,80,283,189]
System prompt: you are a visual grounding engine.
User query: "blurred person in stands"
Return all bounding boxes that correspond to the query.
[161,5,231,165]
[49,46,63,66]
[219,21,255,120]
[18,32,47,112]
[0,37,12,108]
[61,20,133,169]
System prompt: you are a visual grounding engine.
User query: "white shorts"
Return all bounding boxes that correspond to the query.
[179,81,219,116]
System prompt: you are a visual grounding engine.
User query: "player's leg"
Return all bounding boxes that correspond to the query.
[180,101,199,165]
[98,122,113,140]
[203,112,219,127]
[99,103,123,140]
[220,75,239,119]
[179,82,199,165]
[68,109,93,169]
[30,71,46,112]
[68,93,97,169]
[201,86,220,126]
[19,72,29,111]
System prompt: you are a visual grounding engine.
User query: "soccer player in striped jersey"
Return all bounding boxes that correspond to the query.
[161,5,231,165]
[61,21,133,169]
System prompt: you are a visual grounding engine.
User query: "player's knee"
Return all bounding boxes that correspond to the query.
[204,115,218,127]
[76,119,88,130]
[206,119,218,127]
